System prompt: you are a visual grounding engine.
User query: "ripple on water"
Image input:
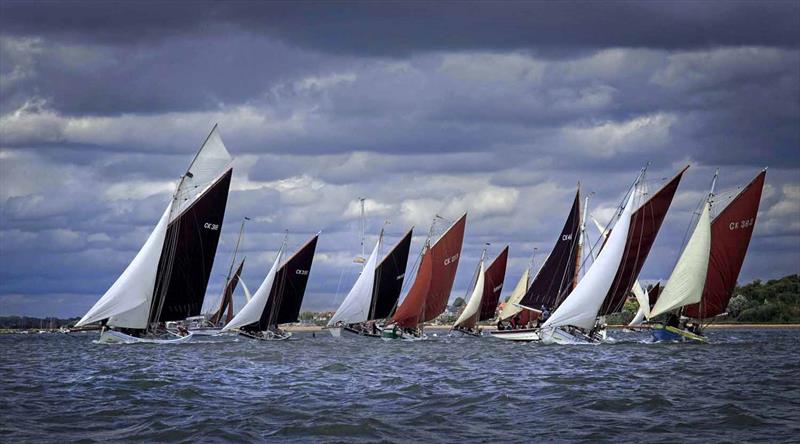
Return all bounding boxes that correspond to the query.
[0,329,798,442]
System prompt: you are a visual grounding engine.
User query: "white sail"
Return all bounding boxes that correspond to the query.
[171,125,232,221]
[240,278,253,302]
[648,202,711,318]
[222,246,284,331]
[76,204,171,328]
[498,269,529,320]
[328,235,382,326]
[543,188,636,331]
[627,280,651,326]
[453,260,486,328]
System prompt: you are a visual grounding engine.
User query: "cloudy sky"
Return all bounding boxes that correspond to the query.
[1,1,798,318]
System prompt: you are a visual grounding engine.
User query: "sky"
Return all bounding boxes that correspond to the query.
[1,1,798,318]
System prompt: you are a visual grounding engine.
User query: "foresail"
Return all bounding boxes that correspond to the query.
[498,269,528,321]
[328,236,382,326]
[453,261,485,329]
[543,187,636,331]
[649,202,711,318]
[222,248,283,331]
[77,204,171,328]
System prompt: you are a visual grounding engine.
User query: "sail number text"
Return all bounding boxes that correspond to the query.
[443,254,459,266]
[204,223,220,231]
[729,218,754,231]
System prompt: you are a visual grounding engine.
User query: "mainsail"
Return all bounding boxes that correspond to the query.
[479,246,509,321]
[598,166,687,315]
[517,189,581,320]
[210,259,245,325]
[685,170,766,319]
[452,254,486,329]
[648,201,712,318]
[391,214,467,328]
[370,229,413,320]
[260,235,319,329]
[543,181,636,331]
[77,125,233,331]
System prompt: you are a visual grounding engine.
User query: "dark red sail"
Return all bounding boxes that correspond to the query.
[685,170,766,319]
[648,282,661,307]
[151,168,232,322]
[392,214,466,328]
[479,246,509,321]
[518,189,581,322]
[370,228,413,320]
[598,166,687,315]
[210,258,244,326]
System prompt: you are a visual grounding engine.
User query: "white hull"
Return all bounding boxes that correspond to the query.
[96,329,193,344]
[328,325,382,339]
[187,327,223,336]
[238,330,293,341]
[540,326,600,345]
[489,328,541,342]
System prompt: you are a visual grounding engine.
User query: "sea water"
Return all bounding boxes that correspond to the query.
[0,328,797,442]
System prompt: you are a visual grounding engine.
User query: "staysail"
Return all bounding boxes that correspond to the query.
[210,259,245,325]
[328,233,383,326]
[479,246,509,321]
[543,183,636,331]
[498,269,529,321]
[222,246,284,332]
[452,256,486,329]
[76,204,171,328]
[598,166,687,315]
[685,170,766,319]
[648,200,712,318]
[517,189,581,320]
[370,228,413,320]
[392,214,467,328]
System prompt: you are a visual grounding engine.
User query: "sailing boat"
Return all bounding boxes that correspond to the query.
[490,188,582,342]
[451,246,509,337]
[327,228,414,338]
[538,171,641,344]
[222,234,319,340]
[75,125,233,344]
[382,214,467,340]
[648,169,766,342]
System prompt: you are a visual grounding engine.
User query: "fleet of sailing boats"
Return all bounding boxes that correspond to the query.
[74,125,769,345]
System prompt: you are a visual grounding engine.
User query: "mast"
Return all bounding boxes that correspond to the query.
[573,183,584,290]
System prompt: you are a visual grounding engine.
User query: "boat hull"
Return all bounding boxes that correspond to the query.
[96,329,193,344]
[187,327,223,336]
[540,327,600,345]
[381,328,426,341]
[238,330,293,341]
[449,328,483,338]
[489,328,541,342]
[651,324,707,343]
[328,325,382,339]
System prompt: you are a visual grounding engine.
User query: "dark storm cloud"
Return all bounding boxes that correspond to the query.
[2,1,799,54]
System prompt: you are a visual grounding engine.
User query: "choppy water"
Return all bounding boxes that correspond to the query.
[0,328,798,443]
